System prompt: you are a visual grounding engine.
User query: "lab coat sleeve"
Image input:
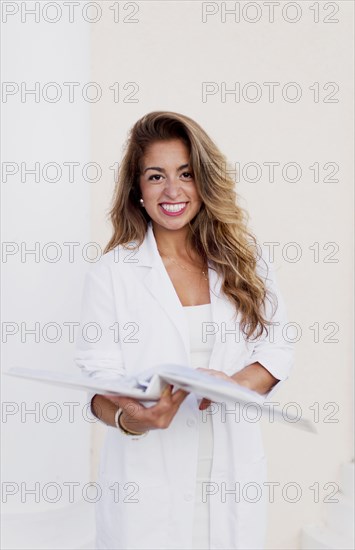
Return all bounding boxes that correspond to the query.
[246,249,295,399]
[74,260,126,420]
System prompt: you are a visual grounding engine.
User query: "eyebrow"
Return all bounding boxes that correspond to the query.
[142,163,190,174]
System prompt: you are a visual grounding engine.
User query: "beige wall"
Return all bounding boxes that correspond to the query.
[89,2,354,548]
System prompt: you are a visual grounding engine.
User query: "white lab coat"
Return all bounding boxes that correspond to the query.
[74,221,294,550]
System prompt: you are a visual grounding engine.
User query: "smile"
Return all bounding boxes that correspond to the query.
[159,202,188,216]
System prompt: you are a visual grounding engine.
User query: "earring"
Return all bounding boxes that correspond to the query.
[139,198,145,207]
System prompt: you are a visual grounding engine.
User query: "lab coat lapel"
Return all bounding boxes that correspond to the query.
[137,223,190,360]
[207,252,239,327]
[143,263,190,360]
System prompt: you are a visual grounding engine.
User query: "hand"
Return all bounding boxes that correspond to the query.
[104,384,189,433]
[196,368,239,410]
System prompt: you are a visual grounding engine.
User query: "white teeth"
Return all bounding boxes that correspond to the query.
[161,203,187,213]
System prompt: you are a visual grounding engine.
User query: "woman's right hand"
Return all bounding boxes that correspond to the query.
[97,384,189,434]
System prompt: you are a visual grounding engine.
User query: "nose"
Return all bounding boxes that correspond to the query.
[163,175,182,199]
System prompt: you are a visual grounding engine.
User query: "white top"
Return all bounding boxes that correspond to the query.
[183,302,215,361]
[183,303,215,550]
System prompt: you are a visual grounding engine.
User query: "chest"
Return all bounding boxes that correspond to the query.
[162,262,211,307]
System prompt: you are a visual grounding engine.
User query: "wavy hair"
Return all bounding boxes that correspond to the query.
[104,111,277,340]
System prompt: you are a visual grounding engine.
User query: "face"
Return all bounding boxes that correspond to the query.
[138,139,202,232]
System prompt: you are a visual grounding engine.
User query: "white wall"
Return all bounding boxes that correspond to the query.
[1,3,94,548]
[89,2,354,549]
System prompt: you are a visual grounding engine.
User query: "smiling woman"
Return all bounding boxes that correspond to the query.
[75,111,295,550]
[105,111,279,338]
[139,139,201,224]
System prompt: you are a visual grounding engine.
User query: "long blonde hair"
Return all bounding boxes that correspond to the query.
[104,111,276,340]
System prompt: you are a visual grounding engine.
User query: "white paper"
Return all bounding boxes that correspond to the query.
[3,364,317,433]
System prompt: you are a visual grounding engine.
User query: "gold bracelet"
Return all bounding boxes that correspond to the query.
[115,408,148,437]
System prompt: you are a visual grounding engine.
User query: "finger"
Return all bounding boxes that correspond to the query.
[149,386,187,418]
[154,385,174,408]
[162,384,173,395]
[199,398,211,410]
[160,384,173,400]
[171,387,189,405]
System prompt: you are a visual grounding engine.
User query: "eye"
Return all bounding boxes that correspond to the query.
[181,172,193,179]
[148,174,163,182]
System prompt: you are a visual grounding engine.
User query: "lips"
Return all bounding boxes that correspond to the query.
[159,202,188,216]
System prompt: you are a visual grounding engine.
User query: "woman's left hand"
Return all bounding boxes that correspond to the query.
[196,368,239,410]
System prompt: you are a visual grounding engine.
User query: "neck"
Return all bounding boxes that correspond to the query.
[152,222,192,257]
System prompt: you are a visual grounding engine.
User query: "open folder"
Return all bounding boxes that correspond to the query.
[4,364,317,433]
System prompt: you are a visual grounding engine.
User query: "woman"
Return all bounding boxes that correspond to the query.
[74,111,294,550]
